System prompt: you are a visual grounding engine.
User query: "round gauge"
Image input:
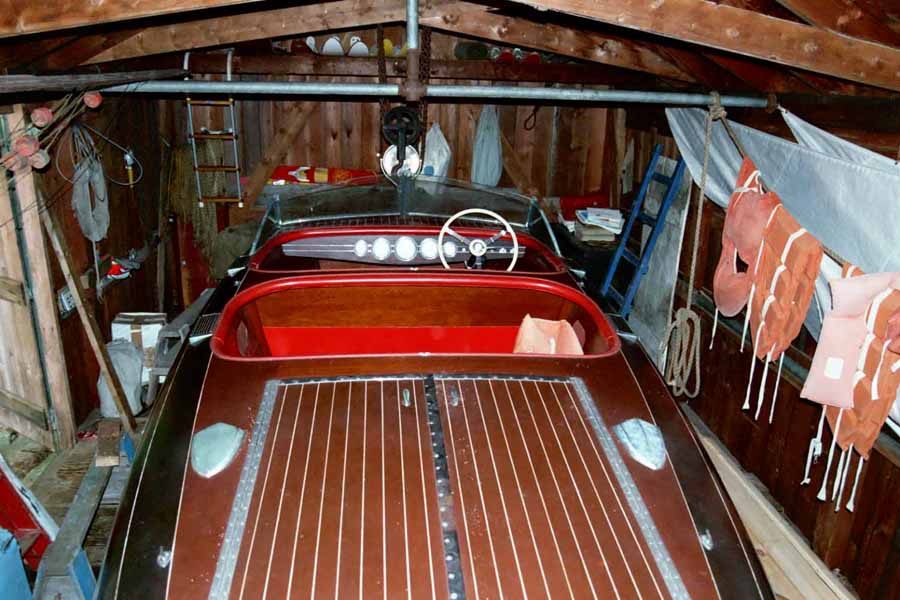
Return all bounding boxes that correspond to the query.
[419,237,439,260]
[394,236,417,262]
[442,240,458,259]
[353,239,368,258]
[372,237,391,261]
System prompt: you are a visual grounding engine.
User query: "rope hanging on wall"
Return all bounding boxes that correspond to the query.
[660,94,726,398]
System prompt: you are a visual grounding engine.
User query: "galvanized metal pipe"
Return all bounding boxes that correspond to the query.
[427,85,769,107]
[103,79,768,107]
[104,80,402,96]
[407,0,419,50]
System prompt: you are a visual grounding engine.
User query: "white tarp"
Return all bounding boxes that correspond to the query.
[667,107,900,429]
[628,156,691,371]
[667,108,900,275]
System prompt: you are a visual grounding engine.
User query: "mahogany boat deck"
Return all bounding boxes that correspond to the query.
[205,375,693,599]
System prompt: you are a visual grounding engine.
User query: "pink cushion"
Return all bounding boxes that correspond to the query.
[513,314,584,356]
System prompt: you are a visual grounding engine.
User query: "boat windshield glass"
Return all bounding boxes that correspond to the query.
[252,175,555,253]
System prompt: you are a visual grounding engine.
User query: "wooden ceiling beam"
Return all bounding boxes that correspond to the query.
[84,0,409,65]
[83,0,694,85]
[0,0,265,39]
[504,0,900,91]
[419,3,696,82]
[773,0,900,47]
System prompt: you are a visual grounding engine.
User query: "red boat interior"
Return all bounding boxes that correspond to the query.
[250,226,567,274]
[212,274,619,359]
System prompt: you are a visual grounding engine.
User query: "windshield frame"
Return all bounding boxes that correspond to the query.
[249,176,561,256]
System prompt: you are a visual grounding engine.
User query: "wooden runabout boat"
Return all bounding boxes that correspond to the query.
[97,176,772,599]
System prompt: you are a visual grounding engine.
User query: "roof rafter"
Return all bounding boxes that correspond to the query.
[419,2,695,82]
[85,0,410,65]
[774,0,900,47]
[505,0,900,91]
[0,0,265,38]
[80,0,694,83]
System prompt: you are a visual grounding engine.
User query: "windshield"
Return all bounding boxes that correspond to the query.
[276,176,535,225]
[251,176,560,254]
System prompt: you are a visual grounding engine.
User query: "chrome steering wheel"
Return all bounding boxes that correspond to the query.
[438,208,519,272]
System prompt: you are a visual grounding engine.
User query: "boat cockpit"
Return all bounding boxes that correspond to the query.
[244,177,567,279]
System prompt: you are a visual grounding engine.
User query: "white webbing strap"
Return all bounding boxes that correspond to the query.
[802,405,827,485]
[846,454,865,512]
[780,228,807,263]
[832,446,848,501]
[834,444,854,511]
[817,408,843,501]
[709,307,720,350]
[743,320,766,410]
[769,353,784,424]
[755,347,774,421]
[871,340,891,401]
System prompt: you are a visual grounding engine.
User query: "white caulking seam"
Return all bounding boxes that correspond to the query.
[518,381,601,600]
[488,381,555,599]
[532,382,625,599]
[471,380,529,599]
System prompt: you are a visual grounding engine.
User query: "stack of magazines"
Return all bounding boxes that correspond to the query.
[574,208,624,243]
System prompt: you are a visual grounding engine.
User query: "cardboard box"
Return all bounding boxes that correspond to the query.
[111,312,167,384]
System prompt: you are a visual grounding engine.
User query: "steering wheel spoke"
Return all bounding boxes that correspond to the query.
[444,226,470,245]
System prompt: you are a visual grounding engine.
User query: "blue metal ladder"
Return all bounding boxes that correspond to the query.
[600,144,686,318]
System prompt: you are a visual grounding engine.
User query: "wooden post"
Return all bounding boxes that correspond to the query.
[38,195,137,435]
[241,102,314,205]
[1,107,76,449]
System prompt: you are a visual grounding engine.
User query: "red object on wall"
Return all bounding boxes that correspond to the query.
[175,218,216,307]
[558,192,610,220]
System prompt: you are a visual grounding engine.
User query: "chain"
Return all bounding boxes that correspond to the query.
[377,24,388,142]
[419,26,432,133]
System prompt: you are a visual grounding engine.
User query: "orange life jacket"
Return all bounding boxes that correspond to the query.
[712,158,781,317]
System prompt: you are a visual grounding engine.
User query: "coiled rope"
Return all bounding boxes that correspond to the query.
[660,95,726,398]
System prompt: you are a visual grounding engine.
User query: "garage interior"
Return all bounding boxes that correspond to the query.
[0,1,898,599]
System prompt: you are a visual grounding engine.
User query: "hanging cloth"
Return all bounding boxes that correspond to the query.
[470,105,502,187]
[71,155,109,242]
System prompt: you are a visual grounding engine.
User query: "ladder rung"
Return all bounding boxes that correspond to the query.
[191,133,237,140]
[652,173,673,184]
[621,249,641,265]
[195,165,240,173]
[200,196,243,203]
[637,213,657,226]
[607,287,625,306]
[186,99,233,106]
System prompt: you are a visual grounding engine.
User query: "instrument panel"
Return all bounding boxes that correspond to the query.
[282,234,523,266]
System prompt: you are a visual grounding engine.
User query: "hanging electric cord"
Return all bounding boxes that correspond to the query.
[54,122,144,187]
[660,94,725,398]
